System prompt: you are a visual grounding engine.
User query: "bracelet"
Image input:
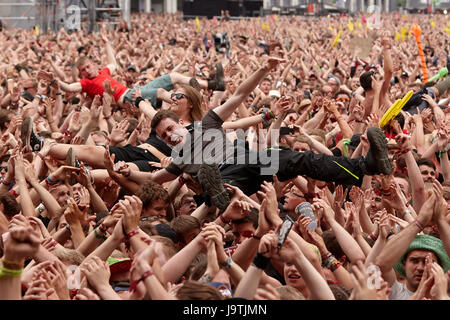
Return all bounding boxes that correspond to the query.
[369,232,377,241]
[99,222,108,234]
[0,265,23,277]
[135,96,144,108]
[103,114,111,120]
[9,189,18,198]
[321,252,332,261]
[414,219,425,231]
[123,229,139,243]
[129,270,153,293]
[386,231,396,239]
[51,78,57,84]
[1,258,24,270]
[94,228,107,241]
[37,153,45,161]
[252,234,262,241]
[252,252,270,270]
[219,214,230,225]
[395,148,411,157]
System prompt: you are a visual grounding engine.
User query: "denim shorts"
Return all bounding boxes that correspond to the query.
[123,74,174,107]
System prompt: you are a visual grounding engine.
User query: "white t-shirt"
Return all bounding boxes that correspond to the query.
[388,279,414,300]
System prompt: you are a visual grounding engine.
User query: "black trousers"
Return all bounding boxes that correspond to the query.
[220,148,368,196]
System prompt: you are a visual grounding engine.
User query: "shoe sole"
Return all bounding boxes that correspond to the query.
[198,163,230,211]
[66,147,79,185]
[215,63,225,91]
[189,78,201,91]
[20,117,32,151]
[367,127,393,175]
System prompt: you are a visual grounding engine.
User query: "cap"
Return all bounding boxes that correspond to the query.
[127,63,137,72]
[107,257,132,275]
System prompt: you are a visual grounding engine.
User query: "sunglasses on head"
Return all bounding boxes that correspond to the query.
[171,93,186,100]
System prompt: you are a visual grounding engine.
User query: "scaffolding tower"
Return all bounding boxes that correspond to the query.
[0,0,130,33]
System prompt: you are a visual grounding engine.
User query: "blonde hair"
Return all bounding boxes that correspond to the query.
[180,85,205,121]
[53,248,85,266]
[276,285,305,300]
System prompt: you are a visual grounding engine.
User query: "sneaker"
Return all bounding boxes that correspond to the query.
[197,163,230,211]
[214,63,225,91]
[365,127,393,175]
[21,117,44,152]
[66,147,80,185]
[207,63,225,91]
[189,78,201,91]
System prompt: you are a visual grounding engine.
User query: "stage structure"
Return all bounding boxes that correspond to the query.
[0,0,130,33]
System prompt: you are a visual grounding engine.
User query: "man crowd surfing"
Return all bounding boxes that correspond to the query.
[0,11,449,300]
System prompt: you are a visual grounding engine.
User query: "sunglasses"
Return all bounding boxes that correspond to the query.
[337,97,349,102]
[0,166,7,172]
[171,93,186,100]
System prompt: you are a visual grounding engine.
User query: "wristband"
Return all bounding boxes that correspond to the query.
[219,214,230,225]
[321,252,332,261]
[99,222,108,234]
[123,229,139,243]
[129,270,153,293]
[252,234,262,240]
[252,252,270,270]
[51,78,57,84]
[1,258,24,270]
[9,189,18,198]
[103,114,111,120]
[135,97,144,108]
[37,153,45,161]
[46,176,57,185]
[369,232,377,241]
[94,228,107,240]
[0,265,23,277]
[414,219,425,231]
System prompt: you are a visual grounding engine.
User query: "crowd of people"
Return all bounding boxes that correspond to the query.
[0,11,449,301]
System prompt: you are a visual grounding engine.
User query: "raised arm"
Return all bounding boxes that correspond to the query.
[375,189,434,285]
[213,57,286,122]
[38,70,82,93]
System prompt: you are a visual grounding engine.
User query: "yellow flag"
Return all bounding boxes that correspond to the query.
[400,26,406,41]
[348,21,354,32]
[395,32,400,42]
[430,20,436,28]
[332,30,342,46]
[195,16,200,32]
[35,26,39,36]
[445,27,450,35]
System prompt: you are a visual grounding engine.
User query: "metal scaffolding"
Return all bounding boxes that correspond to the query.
[0,0,130,33]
